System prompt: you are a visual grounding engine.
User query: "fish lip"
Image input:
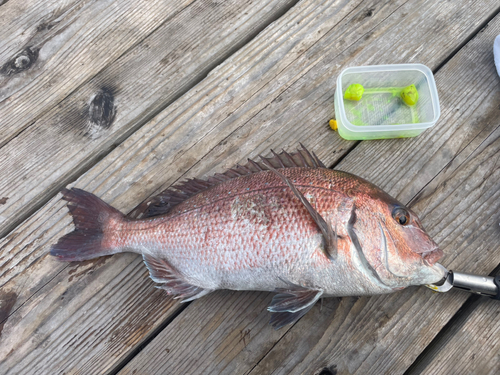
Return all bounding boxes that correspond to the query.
[422,247,444,266]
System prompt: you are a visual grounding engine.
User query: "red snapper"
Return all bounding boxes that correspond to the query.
[51,147,444,328]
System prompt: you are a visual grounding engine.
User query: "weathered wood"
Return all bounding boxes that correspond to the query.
[249,13,500,375]
[1,0,366,313]
[0,0,194,147]
[0,253,183,374]
[247,129,500,375]
[116,4,500,375]
[1,0,499,374]
[0,0,300,239]
[408,296,500,375]
[117,292,342,375]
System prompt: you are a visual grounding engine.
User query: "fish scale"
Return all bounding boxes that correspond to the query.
[51,147,445,328]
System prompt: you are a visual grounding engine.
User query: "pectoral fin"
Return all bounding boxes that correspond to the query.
[268,284,323,329]
[260,154,339,260]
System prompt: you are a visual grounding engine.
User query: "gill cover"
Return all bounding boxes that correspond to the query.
[345,183,445,289]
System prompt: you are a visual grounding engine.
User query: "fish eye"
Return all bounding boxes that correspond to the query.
[392,207,410,226]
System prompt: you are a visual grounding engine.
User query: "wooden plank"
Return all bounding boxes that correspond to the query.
[0,0,306,372]
[1,0,498,374]
[247,12,500,375]
[0,0,194,147]
[0,0,300,238]
[116,4,500,375]
[0,253,183,374]
[248,129,500,375]
[408,293,500,374]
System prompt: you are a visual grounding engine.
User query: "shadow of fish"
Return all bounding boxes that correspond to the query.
[51,146,444,329]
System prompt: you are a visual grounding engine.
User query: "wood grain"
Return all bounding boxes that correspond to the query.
[113,1,500,374]
[0,0,299,238]
[0,252,184,374]
[248,12,500,375]
[409,296,500,375]
[1,0,499,373]
[0,0,195,147]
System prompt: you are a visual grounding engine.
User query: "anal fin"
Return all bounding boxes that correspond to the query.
[268,283,323,329]
[143,254,211,302]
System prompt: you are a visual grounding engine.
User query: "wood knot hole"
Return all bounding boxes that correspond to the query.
[317,366,337,375]
[1,47,39,75]
[87,88,116,137]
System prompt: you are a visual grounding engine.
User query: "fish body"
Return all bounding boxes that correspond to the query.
[51,148,444,328]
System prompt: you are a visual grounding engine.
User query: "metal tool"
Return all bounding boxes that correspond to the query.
[426,263,500,300]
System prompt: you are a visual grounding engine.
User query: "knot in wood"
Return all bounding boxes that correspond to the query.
[1,47,38,75]
[316,366,337,375]
[86,88,116,138]
[14,55,31,69]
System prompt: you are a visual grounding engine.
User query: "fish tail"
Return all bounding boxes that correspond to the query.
[50,188,125,262]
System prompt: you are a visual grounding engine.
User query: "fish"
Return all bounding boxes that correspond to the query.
[51,146,445,329]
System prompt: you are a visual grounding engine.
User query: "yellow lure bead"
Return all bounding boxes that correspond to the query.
[401,84,419,106]
[329,119,338,131]
[343,84,364,101]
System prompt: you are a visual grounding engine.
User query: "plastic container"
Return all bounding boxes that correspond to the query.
[334,64,440,140]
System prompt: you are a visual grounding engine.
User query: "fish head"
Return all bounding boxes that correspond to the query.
[348,185,445,289]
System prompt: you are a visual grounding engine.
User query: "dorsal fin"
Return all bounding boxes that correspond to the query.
[128,145,326,219]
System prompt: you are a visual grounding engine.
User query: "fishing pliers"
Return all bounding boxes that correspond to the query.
[427,263,500,300]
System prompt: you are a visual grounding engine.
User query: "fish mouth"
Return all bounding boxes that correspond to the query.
[422,247,444,266]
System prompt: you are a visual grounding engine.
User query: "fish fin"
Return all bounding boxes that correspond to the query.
[259,158,338,260]
[128,145,326,219]
[50,188,125,262]
[268,286,323,329]
[177,288,213,302]
[143,254,210,302]
[269,307,315,330]
[298,142,326,168]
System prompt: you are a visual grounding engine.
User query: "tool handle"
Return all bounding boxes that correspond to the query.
[451,271,499,298]
[493,275,500,300]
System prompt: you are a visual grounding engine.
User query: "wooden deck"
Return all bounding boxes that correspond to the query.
[1,0,500,373]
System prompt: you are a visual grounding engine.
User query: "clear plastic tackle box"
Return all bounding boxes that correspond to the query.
[334,64,440,140]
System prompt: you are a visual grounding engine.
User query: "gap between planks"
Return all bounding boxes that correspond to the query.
[0,0,302,240]
[1,0,498,374]
[0,0,303,327]
[115,3,500,375]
